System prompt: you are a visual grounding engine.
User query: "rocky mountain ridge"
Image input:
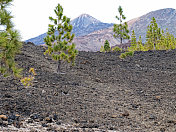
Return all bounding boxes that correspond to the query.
[26,8,176,51]
[71,14,113,37]
[26,14,113,45]
[71,14,101,28]
[128,8,176,42]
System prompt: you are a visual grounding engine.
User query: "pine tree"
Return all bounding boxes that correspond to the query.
[145,17,161,50]
[0,0,22,77]
[128,30,137,51]
[165,29,176,50]
[155,29,176,50]
[104,40,111,52]
[155,29,164,50]
[113,6,130,44]
[137,36,144,51]
[44,3,78,73]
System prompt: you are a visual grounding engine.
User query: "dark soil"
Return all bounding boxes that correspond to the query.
[0,42,176,131]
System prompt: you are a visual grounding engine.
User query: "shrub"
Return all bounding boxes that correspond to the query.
[112,46,122,52]
[20,68,36,87]
[119,53,126,59]
[125,51,134,56]
[119,51,134,59]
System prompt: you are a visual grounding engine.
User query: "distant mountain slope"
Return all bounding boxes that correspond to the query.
[83,8,176,51]
[26,33,46,45]
[128,8,176,42]
[75,8,176,51]
[26,14,113,45]
[73,27,119,51]
[26,8,176,51]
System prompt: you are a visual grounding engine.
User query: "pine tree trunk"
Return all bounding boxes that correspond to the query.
[57,60,61,73]
[120,15,122,45]
[120,37,123,44]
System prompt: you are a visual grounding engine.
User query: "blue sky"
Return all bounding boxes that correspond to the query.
[11,0,176,40]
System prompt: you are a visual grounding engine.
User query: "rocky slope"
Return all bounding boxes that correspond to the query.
[0,43,176,131]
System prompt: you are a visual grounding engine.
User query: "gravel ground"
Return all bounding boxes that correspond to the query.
[0,42,176,131]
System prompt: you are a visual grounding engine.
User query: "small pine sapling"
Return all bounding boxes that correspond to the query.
[104,40,111,52]
[145,17,161,50]
[44,3,78,73]
[113,6,130,44]
[128,30,137,51]
[137,36,144,51]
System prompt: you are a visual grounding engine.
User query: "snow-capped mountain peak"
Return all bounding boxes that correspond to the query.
[26,13,113,43]
[71,14,101,28]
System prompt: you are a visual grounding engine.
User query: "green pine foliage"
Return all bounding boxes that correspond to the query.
[128,30,137,51]
[128,31,144,51]
[119,17,176,59]
[144,18,176,51]
[44,3,78,73]
[104,40,111,52]
[137,36,144,51]
[112,46,122,52]
[131,30,137,48]
[0,0,22,78]
[125,51,134,56]
[100,45,105,52]
[119,53,126,59]
[119,51,134,59]
[144,17,162,50]
[113,6,130,44]
[156,29,176,50]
